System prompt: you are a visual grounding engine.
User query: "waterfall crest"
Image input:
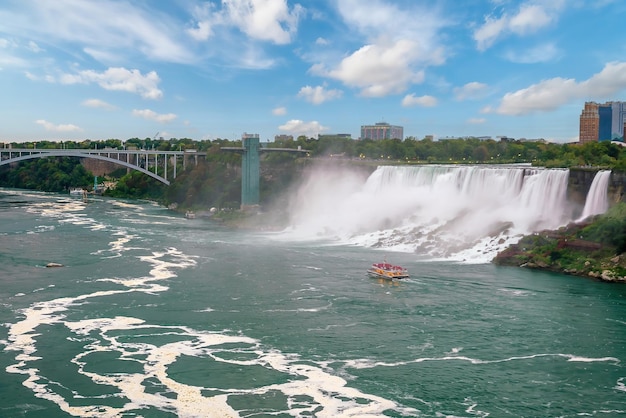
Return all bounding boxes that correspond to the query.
[577,170,611,222]
[284,165,578,263]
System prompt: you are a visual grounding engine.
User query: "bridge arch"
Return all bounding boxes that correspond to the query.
[0,151,170,185]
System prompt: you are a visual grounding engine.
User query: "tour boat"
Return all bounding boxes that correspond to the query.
[367,261,409,280]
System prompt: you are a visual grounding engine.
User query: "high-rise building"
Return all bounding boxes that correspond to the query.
[360,122,403,140]
[579,101,626,143]
[579,102,599,144]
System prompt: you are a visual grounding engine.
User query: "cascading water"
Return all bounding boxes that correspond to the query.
[283,164,579,263]
[577,170,612,222]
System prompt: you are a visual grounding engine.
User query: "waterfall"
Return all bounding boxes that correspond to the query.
[577,170,612,222]
[284,165,574,263]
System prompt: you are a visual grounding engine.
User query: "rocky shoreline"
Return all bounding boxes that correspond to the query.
[493,212,626,283]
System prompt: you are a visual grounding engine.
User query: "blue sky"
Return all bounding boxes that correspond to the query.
[1,0,625,143]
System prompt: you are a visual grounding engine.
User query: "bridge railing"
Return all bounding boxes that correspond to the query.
[0,148,207,185]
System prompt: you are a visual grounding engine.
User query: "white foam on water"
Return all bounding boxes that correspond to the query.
[4,195,412,417]
[342,352,620,369]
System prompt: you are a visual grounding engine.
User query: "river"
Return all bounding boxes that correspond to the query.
[0,165,624,417]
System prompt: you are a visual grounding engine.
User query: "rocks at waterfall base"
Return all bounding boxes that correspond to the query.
[493,217,626,283]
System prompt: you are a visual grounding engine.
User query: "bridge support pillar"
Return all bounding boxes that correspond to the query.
[241,134,260,210]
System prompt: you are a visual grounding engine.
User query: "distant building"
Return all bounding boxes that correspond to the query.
[318,133,352,140]
[360,122,403,140]
[580,102,600,143]
[579,101,626,143]
[274,134,293,142]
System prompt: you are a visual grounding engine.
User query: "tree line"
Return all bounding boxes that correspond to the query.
[2,136,626,208]
[7,135,626,168]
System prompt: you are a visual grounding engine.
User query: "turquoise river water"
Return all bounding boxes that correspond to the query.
[0,165,625,417]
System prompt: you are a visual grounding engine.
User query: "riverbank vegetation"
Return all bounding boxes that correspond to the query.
[493,203,626,282]
[0,157,93,192]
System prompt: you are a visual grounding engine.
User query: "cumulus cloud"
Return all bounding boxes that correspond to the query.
[315,37,329,45]
[402,94,437,107]
[314,39,427,97]
[132,109,177,123]
[309,1,447,97]
[494,61,626,115]
[187,0,303,44]
[454,82,489,101]
[59,67,162,99]
[278,119,328,138]
[188,20,213,41]
[186,2,217,41]
[474,2,563,51]
[272,106,287,115]
[35,119,82,132]
[297,85,343,104]
[82,98,116,110]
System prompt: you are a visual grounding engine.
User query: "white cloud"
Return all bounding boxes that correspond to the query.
[504,43,560,64]
[188,20,214,41]
[454,82,489,101]
[59,67,162,99]
[227,0,303,44]
[83,48,122,64]
[1,1,194,64]
[0,39,27,68]
[233,46,277,70]
[335,0,447,43]
[474,2,563,51]
[315,37,329,45]
[188,0,303,45]
[278,119,328,138]
[35,119,82,132]
[467,118,486,124]
[82,98,116,110]
[132,109,177,123]
[473,15,508,52]
[402,94,437,107]
[297,85,342,104]
[309,1,447,97]
[509,4,552,35]
[315,39,427,97]
[272,106,287,115]
[186,2,217,41]
[27,41,43,53]
[494,61,626,115]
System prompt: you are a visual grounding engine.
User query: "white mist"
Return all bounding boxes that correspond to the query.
[284,165,608,263]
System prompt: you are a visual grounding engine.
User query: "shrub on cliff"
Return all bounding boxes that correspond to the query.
[579,204,626,253]
[493,203,626,282]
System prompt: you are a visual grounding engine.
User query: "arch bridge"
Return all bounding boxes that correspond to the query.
[1,141,308,208]
[0,148,205,185]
